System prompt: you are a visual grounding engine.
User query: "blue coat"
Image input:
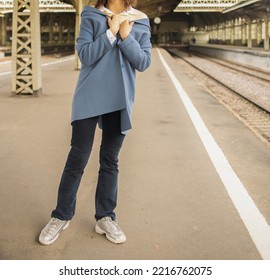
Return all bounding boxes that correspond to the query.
[72,6,152,134]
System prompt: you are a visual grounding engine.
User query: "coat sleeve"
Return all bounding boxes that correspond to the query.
[117,29,151,72]
[76,13,113,67]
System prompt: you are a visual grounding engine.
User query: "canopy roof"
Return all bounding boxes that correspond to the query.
[63,0,180,18]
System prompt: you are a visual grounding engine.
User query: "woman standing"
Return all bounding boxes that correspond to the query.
[39,0,151,245]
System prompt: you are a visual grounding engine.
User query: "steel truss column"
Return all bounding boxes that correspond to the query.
[74,0,83,70]
[12,0,42,95]
[74,0,91,70]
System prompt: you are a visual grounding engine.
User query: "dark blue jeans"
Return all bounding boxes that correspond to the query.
[51,111,125,221]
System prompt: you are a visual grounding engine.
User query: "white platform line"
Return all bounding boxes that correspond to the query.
[0,71,11,77]
[157,48,270,260]
[41,56,74,67]
[0,61,11,65]
[0,56,74,77]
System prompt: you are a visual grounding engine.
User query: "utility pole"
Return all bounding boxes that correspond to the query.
[12,0,42,95]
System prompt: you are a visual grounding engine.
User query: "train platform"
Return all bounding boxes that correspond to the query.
[188,43,270,72]
[189,43,270,55]
[0,48,270,260]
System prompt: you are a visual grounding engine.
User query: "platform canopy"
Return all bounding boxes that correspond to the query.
[0,0,75,13]
[62,0,181,18]
[0,0,181,18]
[222,0,270,19]
[174,0,247,13]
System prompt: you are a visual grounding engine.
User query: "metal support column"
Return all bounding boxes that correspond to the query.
[247,20,252,49]
[225,20,229,43]
[236,18,242,44]
[214,24,218,40]
[12,0,42,95]
[0,16,3,46]
[222,22,226,43]
[230,19,235,45]
[74,0,83,70]
[263,16,269,50]
[74,0,91,70]
[257,20,262,46]
[242,20,247,46]
[1,15,6,46]
[217,22,221,42]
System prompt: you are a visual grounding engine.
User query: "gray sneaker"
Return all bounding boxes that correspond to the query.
[95,217,126,244]
[39,217,70,245]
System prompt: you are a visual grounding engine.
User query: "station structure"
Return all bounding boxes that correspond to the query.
[1,1,270,262]
[0,0,269,95]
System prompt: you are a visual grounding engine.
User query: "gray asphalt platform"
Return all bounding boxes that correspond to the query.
[0,49,270,260]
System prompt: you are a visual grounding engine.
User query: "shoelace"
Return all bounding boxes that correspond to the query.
[104,218,121,234]
[45,218,64,235]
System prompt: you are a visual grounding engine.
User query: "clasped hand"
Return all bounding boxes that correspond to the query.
[107,15,134,40]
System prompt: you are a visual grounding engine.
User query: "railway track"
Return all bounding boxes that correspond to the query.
[196,54,270,84]
[167,48,270,114]
[166,48,270,146]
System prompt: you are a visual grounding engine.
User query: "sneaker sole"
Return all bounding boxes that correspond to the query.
[39,221,70,246]
[95,224,126,244]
